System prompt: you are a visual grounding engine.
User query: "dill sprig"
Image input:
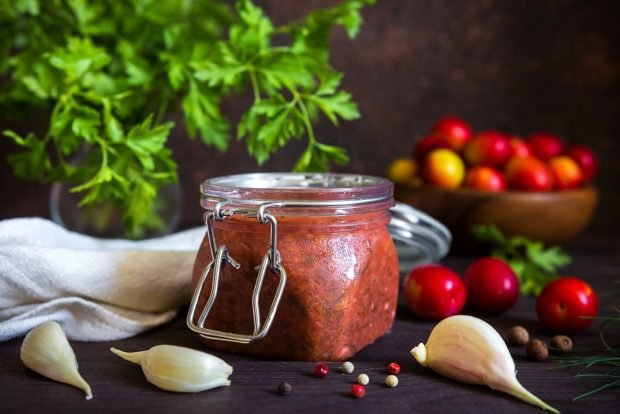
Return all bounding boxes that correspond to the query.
[553,308,620,401]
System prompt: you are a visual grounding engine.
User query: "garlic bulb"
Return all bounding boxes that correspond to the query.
[110,345,233,393]
[411,315,559,414]
[20,321,93,400]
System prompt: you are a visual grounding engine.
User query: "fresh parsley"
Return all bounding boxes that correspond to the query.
[472,224,572,296]
[0,0,373,237]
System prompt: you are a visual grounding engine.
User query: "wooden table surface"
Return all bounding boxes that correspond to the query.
[1,235,618,414]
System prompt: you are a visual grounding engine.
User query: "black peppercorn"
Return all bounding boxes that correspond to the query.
[526,339,549,362]
[278,381,292,396]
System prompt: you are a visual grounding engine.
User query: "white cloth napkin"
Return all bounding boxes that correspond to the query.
[0,217,205,342]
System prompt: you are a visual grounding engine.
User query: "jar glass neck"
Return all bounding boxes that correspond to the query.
[200,173,394,216]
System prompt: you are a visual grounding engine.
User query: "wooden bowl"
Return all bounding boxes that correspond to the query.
[394,184,598,249]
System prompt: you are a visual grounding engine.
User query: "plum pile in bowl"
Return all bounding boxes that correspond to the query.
[387,116,598,247]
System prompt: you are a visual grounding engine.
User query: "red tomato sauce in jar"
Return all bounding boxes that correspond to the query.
[189,173,399,361]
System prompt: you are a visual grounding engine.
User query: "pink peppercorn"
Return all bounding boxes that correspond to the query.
[313,362,330,378]
[351,384,366,398]
[387,362,401,375]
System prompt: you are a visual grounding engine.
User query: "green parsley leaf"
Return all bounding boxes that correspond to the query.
[527,244,572,273]
[309,90,360,125]
[258,53,317,90]
[230,0,273,59]
[123,177,157,238]
[125,114,174,171]
[14,0,39,15]
[165,58,187,91]
[17,61,64,100]
[67,0,115,36]
[48,37,110,83]
[287,0,375,56]
[182,79,229,151]
[71,104,101,142]
[102,98,124,143]
[293,142,350,172]
[3,130,51,180]
[192,49,247,88]
[472,224,572,296]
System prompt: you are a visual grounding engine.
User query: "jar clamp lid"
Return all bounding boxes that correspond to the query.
[187,173,451,344]
[388,202,451,273]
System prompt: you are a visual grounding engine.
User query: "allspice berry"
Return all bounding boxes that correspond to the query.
[550,335,573,351]
[507,326,530,346]
[526,339,549,362]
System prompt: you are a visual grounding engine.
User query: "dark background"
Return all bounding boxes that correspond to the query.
[1,0,619,235]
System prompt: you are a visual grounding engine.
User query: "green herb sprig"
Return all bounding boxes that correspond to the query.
[553,308,620,400]
[1,0,373,237]
[472,224,572,296]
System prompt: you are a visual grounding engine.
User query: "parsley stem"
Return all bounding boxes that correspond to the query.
[47,92,72,168]
[155,97,170,126]
[297,98,316,145]
[249,68,261,103]
[95,137,109,170]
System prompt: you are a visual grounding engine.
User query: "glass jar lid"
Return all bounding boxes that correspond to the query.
[388,202,452,273]
[201,172,394,216]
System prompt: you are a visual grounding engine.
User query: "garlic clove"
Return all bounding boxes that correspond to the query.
[110,345,233,393]
[20,321,93,400]
[411,315,559,414]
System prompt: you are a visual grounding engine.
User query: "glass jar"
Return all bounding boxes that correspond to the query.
[188,173,448,361]
[49,182,182,238]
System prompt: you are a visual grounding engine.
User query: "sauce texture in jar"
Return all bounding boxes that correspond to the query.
[189,173,399,361]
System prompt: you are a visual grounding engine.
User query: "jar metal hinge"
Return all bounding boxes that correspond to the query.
[186,201,287,344]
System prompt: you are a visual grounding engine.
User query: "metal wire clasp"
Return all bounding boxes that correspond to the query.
[186,201,287,344]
